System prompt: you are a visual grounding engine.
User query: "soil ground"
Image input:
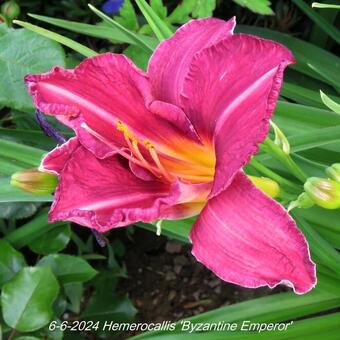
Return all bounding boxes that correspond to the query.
[116,228,287,338]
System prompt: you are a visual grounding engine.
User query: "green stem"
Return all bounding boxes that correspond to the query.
[249,158,301,193]
[261,138,308,183]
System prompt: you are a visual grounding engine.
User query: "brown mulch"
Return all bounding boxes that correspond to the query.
[116,227,286,336]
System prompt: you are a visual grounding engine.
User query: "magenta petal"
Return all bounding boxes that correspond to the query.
[181,34,294,197]
[25,53,191,156]
[49,145,181,232]
[40,137,80,175]
[190,171,316,295]
[148,17,235,106]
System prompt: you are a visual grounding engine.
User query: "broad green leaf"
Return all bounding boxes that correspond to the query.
[293,0,340,44]
[136,0,173,41]
[114,0,139,31]
[1,267,59,332]
[82,292,136,329]
[233,0,274,15]
[64,283,83,314]
[167,0,195,23]
[0,240,26,287]
[13,20,97,58]
[0,27,65,112]
[15,337,41,340]
[38,254,97,284]
[29,224,71,255]
[88,4,154,53]
[320,91,340,114]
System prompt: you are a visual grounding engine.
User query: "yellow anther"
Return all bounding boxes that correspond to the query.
[143,140,154,149]
[116,119,136,142]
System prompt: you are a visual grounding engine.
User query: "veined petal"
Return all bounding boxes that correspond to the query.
[190,171,316,295]
[148,17,235,106]
[49,145,181,231]
[40,137,80,175]
[181,34,294,197]
[25,53,194,158]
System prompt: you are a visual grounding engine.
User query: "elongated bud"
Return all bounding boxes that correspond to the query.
[11,168,57,195]
[288,193,314,212]
[248,175,280,198]
[270,121,290,155]
[326,163,340,183]
[1,1,20,21]
[304,177,340,209]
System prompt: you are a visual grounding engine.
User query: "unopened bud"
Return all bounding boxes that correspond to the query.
[248,175,280,198]
[326,163,340,183]
[270,120,290,155]
[1,1,20,21]
[11,168,57,195]
[288,193,314,212]
[304,177,340,209]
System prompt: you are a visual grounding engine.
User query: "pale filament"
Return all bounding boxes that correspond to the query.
[81,122,173,181]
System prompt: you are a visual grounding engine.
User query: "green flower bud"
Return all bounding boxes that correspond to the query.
[304,177,340,209]
[288,193,314,212]
[11,168,57,195]
[1,1,20,21]
[248,175,280,198]
[326,163,340,183]
[0,14,6,24]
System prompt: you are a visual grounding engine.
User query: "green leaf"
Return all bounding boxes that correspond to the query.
[312,3,340,9]
[1,267,59,332]
[81,292,136,329]
[15,337,41,340]
[13,20,97,58]
[237,26,340,88]
[123,45,152,70]
[132,288,340,339]
[293,0,340,45]
[192,0,216,17]
[5,209,61,248]
[150,0,168,19]
[28,13,157,49]
[0,202,41,219]
[233,0,274,15]
[38,254,97,284]
[88,4,154,53]
[320,91,340,114]
[64,283,83,314]
[115,0,139,30]
[167,0,195,24]
[0,240,26,287]
[0,27,65,112]
[0,139,45,167]
[29,224,71,255]
[135,0,173,41]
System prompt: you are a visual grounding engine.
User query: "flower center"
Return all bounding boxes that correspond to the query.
[81,121,215,183]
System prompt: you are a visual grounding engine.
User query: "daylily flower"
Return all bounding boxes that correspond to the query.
[25,17,316,294]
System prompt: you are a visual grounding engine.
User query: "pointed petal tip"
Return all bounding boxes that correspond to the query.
[190,172,317,295]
